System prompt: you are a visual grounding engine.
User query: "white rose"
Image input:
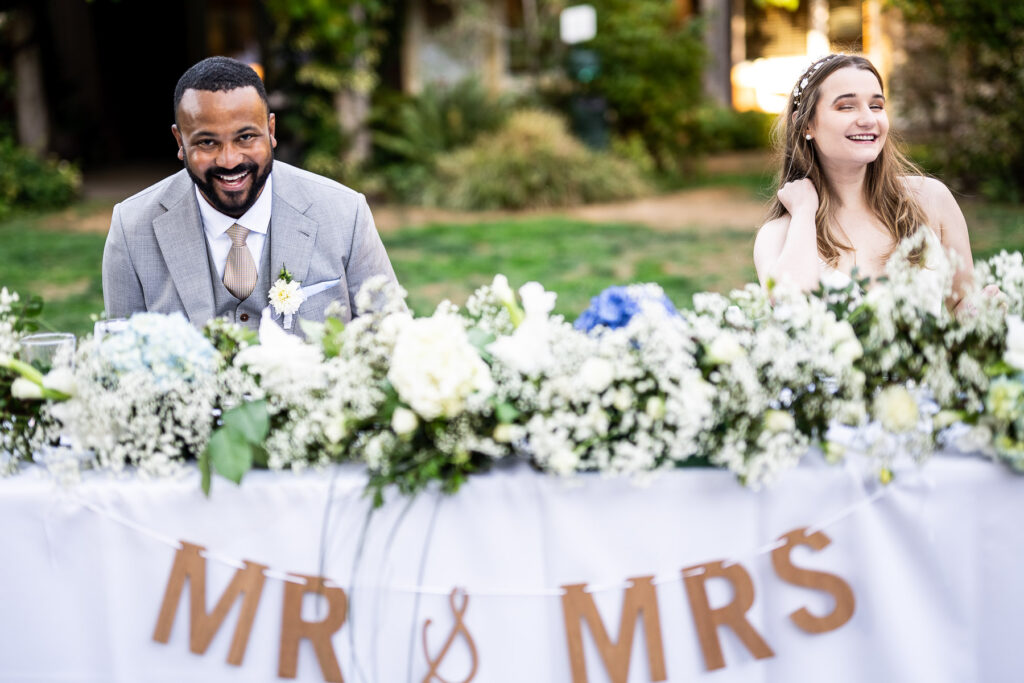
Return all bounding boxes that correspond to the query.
[873,385,919,433]
[764,409,795,433]
[11,378,43,400]
[1004,315,1024,370]
[324,420,347,444]
[43,367,77,397]
[391,407,419,436]
[706,332,744,365]
[491,275,515,306]
[932,410,963,430]
[388,315,494,420]
[580,357,615,393]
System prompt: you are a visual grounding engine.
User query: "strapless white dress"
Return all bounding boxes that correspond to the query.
[818,227,947,316]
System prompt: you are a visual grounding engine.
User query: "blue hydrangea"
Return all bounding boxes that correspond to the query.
[96,312,218,387]
[575,284,678,332]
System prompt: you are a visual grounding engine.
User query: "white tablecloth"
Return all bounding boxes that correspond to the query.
[1,453,1022,682]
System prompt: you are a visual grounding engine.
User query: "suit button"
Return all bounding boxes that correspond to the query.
[239,313,250,322]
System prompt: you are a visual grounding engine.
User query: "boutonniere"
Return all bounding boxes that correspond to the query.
[268,266,306,329]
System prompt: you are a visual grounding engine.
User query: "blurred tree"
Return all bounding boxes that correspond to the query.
[891,0,1024,200]
[263,0,390,170]
[584,0,707,175]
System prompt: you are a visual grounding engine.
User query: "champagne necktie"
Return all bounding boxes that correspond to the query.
[223,223,257,300]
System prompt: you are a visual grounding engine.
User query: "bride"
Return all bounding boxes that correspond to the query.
[753,53,993,314]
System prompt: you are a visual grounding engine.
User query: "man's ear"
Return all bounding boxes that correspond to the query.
[171,124,184,161]
[268,113,277,149]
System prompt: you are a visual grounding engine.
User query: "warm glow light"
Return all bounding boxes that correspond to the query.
[248,62,265,81]
[731,55,827,114]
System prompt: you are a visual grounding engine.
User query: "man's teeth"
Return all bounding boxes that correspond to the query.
[217,172,248,181]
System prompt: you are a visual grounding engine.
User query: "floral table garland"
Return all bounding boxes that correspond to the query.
[2,234,1023,501]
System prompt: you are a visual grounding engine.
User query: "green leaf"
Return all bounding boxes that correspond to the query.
[199,446,212,496]
[466,327,495,362]
[221,400,270,445]
[494,400,520,423]
[207,429,254,485]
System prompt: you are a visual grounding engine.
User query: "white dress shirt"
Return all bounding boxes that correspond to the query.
[196,173,273,278]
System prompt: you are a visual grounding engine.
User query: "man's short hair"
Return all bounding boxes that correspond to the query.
[173,56,268,120]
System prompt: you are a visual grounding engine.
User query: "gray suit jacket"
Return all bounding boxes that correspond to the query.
[101,161,397,327]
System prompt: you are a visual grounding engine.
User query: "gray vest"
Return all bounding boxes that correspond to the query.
[206,235,272,333]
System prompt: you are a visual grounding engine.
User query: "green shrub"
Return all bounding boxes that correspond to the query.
[693,107,774,153]
[0,138,80,217]
[426,109,649,210]
[370,79,512,202]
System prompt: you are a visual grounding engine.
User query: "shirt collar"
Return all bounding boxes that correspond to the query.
[195,172,273,238]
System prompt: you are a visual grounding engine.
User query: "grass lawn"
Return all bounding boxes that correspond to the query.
[2,186,1022,337]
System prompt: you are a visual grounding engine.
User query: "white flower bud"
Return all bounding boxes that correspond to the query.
[764,409,795,434]
[613,387,633,412]
[491,274,515,306]
[43,367,76,397]
[580,357,615,393]
[391,407,419,437]
[493,424,516,443]
[11,377,43,400]
[645,396,665,420]
[706,333,744,365]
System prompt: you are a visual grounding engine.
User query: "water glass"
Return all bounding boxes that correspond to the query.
[93,318,130,339]
[19,333,76,373]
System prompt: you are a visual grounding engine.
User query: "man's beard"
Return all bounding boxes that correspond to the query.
[185,157,273,218]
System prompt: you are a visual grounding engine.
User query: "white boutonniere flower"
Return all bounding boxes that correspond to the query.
[267,266,306,330]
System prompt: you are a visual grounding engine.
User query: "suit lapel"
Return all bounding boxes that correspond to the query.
[152,174,215,325]
[269,166,318,287]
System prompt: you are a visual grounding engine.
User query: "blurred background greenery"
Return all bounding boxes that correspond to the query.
[0,0,1021,336]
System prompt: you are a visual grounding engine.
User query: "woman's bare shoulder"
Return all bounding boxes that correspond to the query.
[753,215,792,268]
[902,175,955,203]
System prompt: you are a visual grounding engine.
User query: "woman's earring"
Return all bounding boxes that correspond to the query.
[805,134,813,140]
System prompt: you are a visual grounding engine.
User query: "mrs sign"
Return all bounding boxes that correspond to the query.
[152,526,854,682]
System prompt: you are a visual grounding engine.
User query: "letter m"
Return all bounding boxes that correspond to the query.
[152,541,267,666]
[561,576,667,683]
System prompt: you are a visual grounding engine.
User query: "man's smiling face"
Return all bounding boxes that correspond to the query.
[172,86,276,218]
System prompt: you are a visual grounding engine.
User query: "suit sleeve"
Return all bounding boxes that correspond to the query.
[346,193,399,313]
[101,203,146,318]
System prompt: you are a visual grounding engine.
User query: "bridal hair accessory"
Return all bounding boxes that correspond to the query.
[792,53,846,110]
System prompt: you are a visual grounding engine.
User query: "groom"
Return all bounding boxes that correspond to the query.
[102,56,398,332]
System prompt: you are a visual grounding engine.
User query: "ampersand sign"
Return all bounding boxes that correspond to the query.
[421,587,479,683]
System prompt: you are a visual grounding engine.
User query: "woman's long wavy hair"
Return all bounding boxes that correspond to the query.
[768,54,928,267]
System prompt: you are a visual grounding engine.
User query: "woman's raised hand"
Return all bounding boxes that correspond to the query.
[777,178,819,218]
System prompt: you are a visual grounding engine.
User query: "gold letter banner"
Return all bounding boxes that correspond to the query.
[421,587,479,683]
[278,574,348,682]
[771,527,856,633]
[682,561,775,671]
[561,576,667,683]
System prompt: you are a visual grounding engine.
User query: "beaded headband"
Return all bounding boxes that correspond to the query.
[791,53,846,110]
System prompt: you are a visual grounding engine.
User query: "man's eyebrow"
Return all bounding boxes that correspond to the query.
[235,126,261,135]
[831,93,885,105]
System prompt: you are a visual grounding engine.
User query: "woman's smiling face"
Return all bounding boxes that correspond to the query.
[806,66,889,170]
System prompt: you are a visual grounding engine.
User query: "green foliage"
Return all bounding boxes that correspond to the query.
[693,107,774,153]
[0,293,47,463]
[370,80,512,201]
[263,0,390,164]
[200,400,270,495]
[892,0,1024,200]
[0,137,80,217]
[584,0,708,174]
[426,109,649,210]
